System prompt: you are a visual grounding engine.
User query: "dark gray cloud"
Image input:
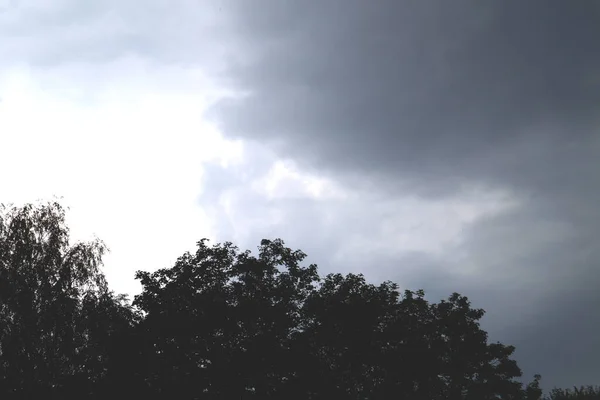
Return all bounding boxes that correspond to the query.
[205,0,600,390]
[209,0,600,196]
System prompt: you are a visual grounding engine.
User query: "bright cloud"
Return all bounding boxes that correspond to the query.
[0,58,243,296]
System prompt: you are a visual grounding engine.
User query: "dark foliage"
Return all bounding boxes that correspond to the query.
[0,201,594,399]
[0,201,137,399]
[546,386,600,400]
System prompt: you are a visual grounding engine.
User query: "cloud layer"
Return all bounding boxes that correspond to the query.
[1,0,599,390]
[206,0,600,388]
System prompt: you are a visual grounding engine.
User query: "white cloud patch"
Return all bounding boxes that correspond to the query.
[201,143,520,285]
[252,159,347,201]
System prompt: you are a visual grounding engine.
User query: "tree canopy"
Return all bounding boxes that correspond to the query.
[0,201,597,399]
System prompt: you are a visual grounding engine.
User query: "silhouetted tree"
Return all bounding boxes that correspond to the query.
[0,201,135,399]
[132,238,321,398]
[545,386,600,400]
[133,238,528,399]
[523,374,544,400]
[1,201,596,399]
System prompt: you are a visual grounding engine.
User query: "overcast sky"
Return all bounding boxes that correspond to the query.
[1,0,599,391]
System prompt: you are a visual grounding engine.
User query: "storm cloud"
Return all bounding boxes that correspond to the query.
[206,0,600,389]
[2,0,599,391]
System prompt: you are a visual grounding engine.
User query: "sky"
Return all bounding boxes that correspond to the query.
[1,0,599,390]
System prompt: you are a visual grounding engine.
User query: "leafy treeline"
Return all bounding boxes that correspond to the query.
[0,201,597,399]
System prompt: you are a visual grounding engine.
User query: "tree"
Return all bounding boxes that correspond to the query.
[524,374,543,400]
[132,238,321,398]
[545,386,600,400]
[133,238,529,399]
[2,201,595,399]
[0,201,135,399]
